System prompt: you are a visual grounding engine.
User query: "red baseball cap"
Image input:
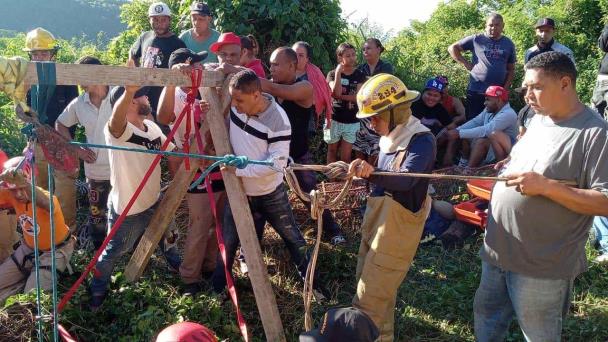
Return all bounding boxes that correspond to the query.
[485,85,509,101]
[210,32,241,54]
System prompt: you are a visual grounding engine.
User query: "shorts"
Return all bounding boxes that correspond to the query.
[323,120,359,144]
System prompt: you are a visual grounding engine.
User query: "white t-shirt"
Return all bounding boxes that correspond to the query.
[57,91,113,180]
[104,119,175,215]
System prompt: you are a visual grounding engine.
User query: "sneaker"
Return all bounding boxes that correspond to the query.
[595,254,608,264]
[182,283,202,296]
[330,235,346,246]
[311,283,330,302]
[89,292,107,311]
[164,247,182,273]
[457,157,469,168]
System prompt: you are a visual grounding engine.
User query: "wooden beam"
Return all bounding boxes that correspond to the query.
[24,62,224,87]
[202,85,286,342]
[124,140,200,282]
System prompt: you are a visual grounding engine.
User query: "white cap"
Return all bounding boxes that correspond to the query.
[148,2,171,17]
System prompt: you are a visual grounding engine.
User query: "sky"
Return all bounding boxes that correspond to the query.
[340,0,443,34]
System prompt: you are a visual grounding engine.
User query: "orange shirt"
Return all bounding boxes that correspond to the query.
[0,188,69,251]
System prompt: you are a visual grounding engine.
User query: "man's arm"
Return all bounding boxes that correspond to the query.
[449,97,466,127]
[235,139,290,178]
[506,173,608,216]
[108,86,138,138]
[448,41,473,71]
[260,78,313,107]
[157,86,176,125]
[504,63,515,89]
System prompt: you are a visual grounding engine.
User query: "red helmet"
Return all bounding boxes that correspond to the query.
[156,322,217,342]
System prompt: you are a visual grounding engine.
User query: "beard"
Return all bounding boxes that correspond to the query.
[138,103,152,117]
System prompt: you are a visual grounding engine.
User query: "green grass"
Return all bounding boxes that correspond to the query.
[2,196,608,341]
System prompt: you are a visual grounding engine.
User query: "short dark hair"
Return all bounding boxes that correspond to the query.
[275,46,298,66]
[525,51,577,84]
[487,12,504,22]
[364,38,385,54]
[76,55,102,65]
[229,69,261,94]
[336,42,356,58]
[293,41,312,59]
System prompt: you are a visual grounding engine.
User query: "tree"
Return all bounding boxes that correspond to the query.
[107,0,346,71]
[384,0,608,105]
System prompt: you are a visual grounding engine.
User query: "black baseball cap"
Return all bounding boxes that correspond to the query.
[190,2,211,16]
[299,307,379,342]
[535,17,555,28]
[168,48,208,69]
[109,86,151,108]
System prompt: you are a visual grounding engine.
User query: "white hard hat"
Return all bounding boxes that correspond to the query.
[148,2,172,17]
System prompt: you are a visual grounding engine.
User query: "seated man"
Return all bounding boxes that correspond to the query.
[88,86,177,310]
[411,78,454,136]
[445,86,517,167]
[210,70,317,297]
[0,165,75,304]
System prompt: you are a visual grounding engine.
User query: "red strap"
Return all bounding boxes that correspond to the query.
[195,100,248,340]
[205,176,249,341]
[58,324,78,342]
[183,68,203,171]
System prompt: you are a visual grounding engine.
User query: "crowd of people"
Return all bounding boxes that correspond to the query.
[1,2,608,341]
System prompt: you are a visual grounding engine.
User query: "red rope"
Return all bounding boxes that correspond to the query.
[57,72,200,312]
[183,68,203,171]
[197,105,250,341]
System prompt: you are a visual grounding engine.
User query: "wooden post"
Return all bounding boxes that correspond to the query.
[25,62,224,87]
[202,86,286,342]
[123,141,200,282]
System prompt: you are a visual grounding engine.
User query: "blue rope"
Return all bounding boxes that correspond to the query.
[48,165,59,342]
[69,142,274,167]
[29,140,44,340]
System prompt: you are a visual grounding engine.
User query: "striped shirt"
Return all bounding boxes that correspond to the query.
[230,94,291,196]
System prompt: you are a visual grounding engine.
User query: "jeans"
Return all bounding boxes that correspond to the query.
[90,202,157,295]
[293,152,342,238]
[593,216,608,255]
[88,179,111,249]
[466,90,487,121]
[211,185,309,292]
[474,261,573,342]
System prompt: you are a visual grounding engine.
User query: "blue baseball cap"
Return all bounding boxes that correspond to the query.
[424,78,445,92]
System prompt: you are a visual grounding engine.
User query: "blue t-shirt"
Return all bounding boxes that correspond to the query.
[458,34,516,93]
[179,28,220,63]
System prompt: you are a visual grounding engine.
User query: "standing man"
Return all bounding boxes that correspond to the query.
[448,13,516,120]
[592,23,608,118]
[261,47,346,244]
[24,27,79,234]
[88,86,177,310]
[474,52,608,341]
[179,2,220,63]
[209,70,311,294]
[56,56,112,250]
[525,18,575,64]
[128,2,186,119]
[347,74,435,341]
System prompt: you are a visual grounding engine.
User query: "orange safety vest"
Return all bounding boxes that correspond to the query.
[0,188,69,251]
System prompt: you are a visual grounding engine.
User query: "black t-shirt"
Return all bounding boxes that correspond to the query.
[411,99,452,135]
[326,68,366,124]
[27,85,79,129]
[278,97,313,159]
[130,31,186,114]
[517,104,536,128]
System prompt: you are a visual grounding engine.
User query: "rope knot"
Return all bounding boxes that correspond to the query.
[223,154,249,169]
